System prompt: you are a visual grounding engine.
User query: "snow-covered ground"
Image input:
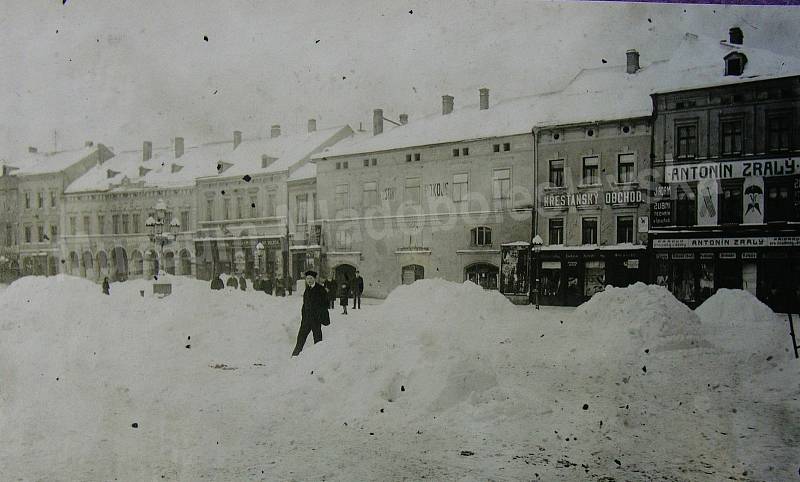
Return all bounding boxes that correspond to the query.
[0,276,797,481]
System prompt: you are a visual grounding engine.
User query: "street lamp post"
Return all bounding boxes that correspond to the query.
[531,234,543,310]
[145,199,180,277]
[255,241,265,280]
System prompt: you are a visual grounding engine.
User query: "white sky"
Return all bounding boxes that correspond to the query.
[1,0,799,158]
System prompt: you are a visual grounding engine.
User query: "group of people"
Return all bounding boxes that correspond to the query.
[209,273,292,296]
[291,269,364,357]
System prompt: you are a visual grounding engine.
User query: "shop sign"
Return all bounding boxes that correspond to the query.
[425,182,449,197]
[742,252,757,259]
[742,176,764,225]
[650,183,673,228]
[664,158,798,183]
[653,236,800,249]
[700,253,714,260]
[697,179,718,226]
[719,252,736,259]
[655,253,669,260]
[638,216,649,233]
[625,259,640,269]
[672,253,695,260]
[542,191,600,208]
[263,238,282,249]
[604,190,644,205]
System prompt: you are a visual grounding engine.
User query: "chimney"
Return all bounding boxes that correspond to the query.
[174,137,184,158]
[28,146,37,153]
[373,109,383,136]
[442,95,454,115]
[399,114,408,125]
[479,88,490,110]
[307,119,317,133]
[270,124,281,138]
[142,141,152,162]
[84,140,94,148]
[233,130,242,149]
[729,27,743,45]
[626,49,640,74]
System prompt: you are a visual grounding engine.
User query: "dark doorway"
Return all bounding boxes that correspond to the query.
[465,263,498,290]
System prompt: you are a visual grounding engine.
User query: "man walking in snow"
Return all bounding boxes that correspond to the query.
[352,270,364,310]
[291,270,330,357]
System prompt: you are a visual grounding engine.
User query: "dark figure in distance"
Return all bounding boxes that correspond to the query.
[102,277,110,295]
[291,270,330,357]
[352,270,364,310]
[238,274,247,291]
[210,274,224,290]
[324,276,336,309]
[263,277,273,295]
[339,279,350,315]
[227,275,239,289]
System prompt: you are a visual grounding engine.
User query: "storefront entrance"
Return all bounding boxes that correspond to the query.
[465,263,498,290]
[401,264,424,285]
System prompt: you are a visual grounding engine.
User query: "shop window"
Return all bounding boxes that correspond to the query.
[470,226,492,246]
[335,184,349,211]
[765,178,793,222]
[676,123,697,159]
[671,258,696,303]
[720,118,744,156]
[582,156,599,185]
[541,261,562,298]
[452,173,469,204]
[617,216,634,244]
[719,181,743,224]
[767,113,792,152]
[405,177,420,205]
[675,185,696,226]
[548,218,564,245]
[584,260,605,297]
[581,218,598,245]
[363,181,378,207]
[617,153,635,183]
[465,263,498,290]
[492,169,511,208]
[549,160,564,187]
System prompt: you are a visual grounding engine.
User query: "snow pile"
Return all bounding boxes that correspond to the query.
[573,282,704,351]
[696,288,788,361]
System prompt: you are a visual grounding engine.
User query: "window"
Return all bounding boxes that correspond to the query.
[503,143,510,151]
[363,159,369,167]
[719,181,743,224]
[97,215,105,235]
[83,216,91,235]
[405,177,420,205]
[50,225,57,241]
[462,147,469,156]
[250,196,258,218]
[452,173,469,204]
[724,52,747,76]
[549,160,564,187]
[180,211,189,231]
[617,216,634,243]
[343,161,349,169]
[721,118,743,156]
[414,153,421,162]
[223,198,231,220]
[335,184,349,211]
[37,192,44,209]
[24,226,31,243]
[582,156,599,185]
[69,217,77,236]
[236,197,243,219]
[50,192,56,208]
[471,226,492,246]
[676,123,698,159]
[206,199,214,222]
[765,178,793,222]
[617,153,635,183]
[24,192,30,209]
[767,113,792,152]
[371,158,377,166]
[296,194,308,225]
[548,218,564,245]
[675,185,697,226]
[452,149,460,157]
[4,224,11,246]
[336,162,341,169]
[37,225,45,242]
[581,218,598,245]
[112,214,120,234]
[363,182,378,207]
[492,168,511,207]
[132,214,140,233]
[335,231,352,251]
[406,154,412,163]
[312,193,317,221]
[493,144,500,153]
[267,193,276,217]
[122,214,129,234]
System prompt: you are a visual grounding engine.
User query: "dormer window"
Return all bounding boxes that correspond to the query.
[171,164,183,173]
[724,52,747,76]
[139,166,151,177]
[106,169,120,179]
[261,155,277,169]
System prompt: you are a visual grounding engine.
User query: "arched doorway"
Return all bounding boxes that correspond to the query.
[180,249,192,276]
[69,252,79,275]
[111,247,129,281]
[401,264,424,285]
[145,250,159,277]
[82,251,94,279]
[334,264,356,287]
[48,256,58,276]
[164,251,176,275]
[465,263,499,290]
[97,251,109,279]
[131,250,144,278]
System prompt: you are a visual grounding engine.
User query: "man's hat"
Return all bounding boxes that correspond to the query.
[304,270,318,277]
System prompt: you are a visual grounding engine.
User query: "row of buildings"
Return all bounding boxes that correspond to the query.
[2,28,799,312]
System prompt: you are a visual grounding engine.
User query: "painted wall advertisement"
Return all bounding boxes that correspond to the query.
[696,178,718,226]
[500,244,530,295]
[742,176,764,225]
[664,157,798,183]
[650,183,672,228]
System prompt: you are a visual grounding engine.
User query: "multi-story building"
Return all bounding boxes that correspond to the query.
[2,143,114,277]
[314,90,535,299]
[0,161,21,282]
[193,122,352,282]
[648,28,800,312]
[63,137,224,281]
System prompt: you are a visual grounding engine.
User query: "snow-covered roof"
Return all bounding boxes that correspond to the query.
[65,146,171,193]
[143,141,232,188]
[287,162,316,182]
[4,145,103,176]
